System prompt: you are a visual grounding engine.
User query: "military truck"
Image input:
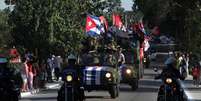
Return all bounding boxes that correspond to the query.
[116,32,144,90]
[80,51,120,98]
[120,50,139,90]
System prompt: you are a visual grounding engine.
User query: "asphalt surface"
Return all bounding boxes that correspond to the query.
[20,68,201,101]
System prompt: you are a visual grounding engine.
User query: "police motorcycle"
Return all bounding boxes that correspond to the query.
[155,58,187,101]
[0,56,21,101]
[156,72,184,101]
[57,54,84,101]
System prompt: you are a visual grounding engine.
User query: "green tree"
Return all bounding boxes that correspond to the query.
[9,0,53,58]
[9,0,124,58]
[0,8,12,47]
[133,0,201,54]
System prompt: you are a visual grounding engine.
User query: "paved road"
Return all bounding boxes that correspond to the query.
[20,68,201,101]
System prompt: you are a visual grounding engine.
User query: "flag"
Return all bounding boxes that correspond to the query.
[112,14,123,29]
[85,15,103,37]
[133,19,146,35]
[99,16,108,32]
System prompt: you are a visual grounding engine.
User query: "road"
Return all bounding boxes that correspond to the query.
[20,68,201,101]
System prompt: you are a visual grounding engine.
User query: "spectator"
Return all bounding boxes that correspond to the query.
[38,60,47,88]
[47,56,53,82]
[21,58,29,92]
[192,62,200,87]
[32,58,40,93]
[26,56,36,94]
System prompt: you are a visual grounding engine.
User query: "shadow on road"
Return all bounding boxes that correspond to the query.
[136,87,159,93]
[86,96,111,99]
[39,89,58,94]
[21,96,56,100]
[139,80,161,87]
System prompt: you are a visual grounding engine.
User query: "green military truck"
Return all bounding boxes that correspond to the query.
[80,51,120,98]
[117,33,144,90]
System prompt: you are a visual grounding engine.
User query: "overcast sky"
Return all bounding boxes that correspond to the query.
[0,0,133,11]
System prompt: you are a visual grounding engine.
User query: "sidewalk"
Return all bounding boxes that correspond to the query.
[181,75,201,101]
[21,82,61,97]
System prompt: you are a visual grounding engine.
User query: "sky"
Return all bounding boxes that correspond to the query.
[0,0,133,11]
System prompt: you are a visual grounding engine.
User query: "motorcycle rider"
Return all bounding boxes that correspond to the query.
[155,55,185,100]
[57,54,84,101]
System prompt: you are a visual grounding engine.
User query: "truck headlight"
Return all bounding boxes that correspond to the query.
[126,69,132,74]
[165,78,172,84]
[144,58,146,62]
[105,72,111,78]
[66,75,73,82]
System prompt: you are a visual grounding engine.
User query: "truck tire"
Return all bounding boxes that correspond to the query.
[131,79,138,91]
[109,85,119,99]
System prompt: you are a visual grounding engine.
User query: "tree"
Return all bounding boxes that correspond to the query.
[0,8,12,47]
[9,0,124,58]
[9,0,53,58]
[133,0,201,54]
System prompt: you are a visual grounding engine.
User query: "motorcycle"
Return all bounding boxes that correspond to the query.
[57,69,84,101]
[156,73,185,101]
[0,74,20,101]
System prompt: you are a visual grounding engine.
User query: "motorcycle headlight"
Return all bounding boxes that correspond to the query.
[126,69,132,74]
[105,72,112,78]
[166,78,172,84]
[66,75,73,82]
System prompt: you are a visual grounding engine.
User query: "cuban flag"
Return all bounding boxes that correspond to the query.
[85,15,103,37]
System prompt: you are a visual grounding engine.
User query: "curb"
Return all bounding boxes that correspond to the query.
[21,83,61,97]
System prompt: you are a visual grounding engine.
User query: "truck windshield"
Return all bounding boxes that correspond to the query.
[80,53,116,67]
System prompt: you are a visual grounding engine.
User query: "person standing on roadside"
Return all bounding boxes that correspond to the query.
[47,56,53,82]
[192,62,200,87]
[21,58,29,92]
[26,56,36,94]
[185,53,190,76]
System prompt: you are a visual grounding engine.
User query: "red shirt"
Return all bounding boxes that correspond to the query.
[192,67,200,77]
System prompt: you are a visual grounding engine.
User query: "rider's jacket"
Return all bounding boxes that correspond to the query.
[62,64,82,83]
[155,64,185,80]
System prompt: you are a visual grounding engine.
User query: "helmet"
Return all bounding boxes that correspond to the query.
[67,54,76,60]
[165,57,176,65]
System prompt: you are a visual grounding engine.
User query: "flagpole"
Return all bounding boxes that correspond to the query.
[125,13,127,28]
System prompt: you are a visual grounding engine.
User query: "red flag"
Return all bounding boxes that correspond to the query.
[112,14,123,29]
[133,21,146,34]
[99,16,108,31]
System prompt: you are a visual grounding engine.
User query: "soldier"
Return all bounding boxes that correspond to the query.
[104,44,117,66]
[117,47,125,67]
